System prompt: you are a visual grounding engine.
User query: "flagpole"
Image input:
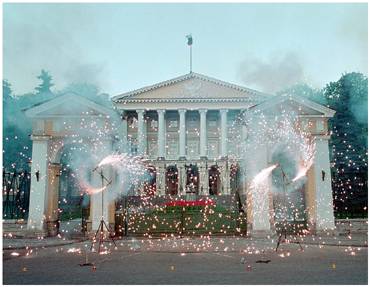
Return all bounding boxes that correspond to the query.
[190,45,192,73]
[186,34,193,73]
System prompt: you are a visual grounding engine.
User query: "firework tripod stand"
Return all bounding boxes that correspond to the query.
[275,165,304,252]
[90,167,117,254]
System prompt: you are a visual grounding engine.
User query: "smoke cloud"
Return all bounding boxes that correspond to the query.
[238,51,305,94]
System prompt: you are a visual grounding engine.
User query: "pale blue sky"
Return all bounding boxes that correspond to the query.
[3,3,368,96]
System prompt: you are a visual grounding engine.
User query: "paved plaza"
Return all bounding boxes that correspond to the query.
[3,236,368,285]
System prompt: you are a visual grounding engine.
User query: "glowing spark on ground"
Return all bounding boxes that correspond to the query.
[67,248,81,253]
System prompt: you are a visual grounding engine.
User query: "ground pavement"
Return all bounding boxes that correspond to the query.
[3,234,368,285]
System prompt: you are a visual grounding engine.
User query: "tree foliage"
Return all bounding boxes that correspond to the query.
[35,69,54,94]
[2,72,113,170]
[3,80,32,170]
[277,82,326,105]
[324,73,368,217]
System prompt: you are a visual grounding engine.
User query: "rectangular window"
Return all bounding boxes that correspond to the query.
[148,140,158,158]
[208,139,219,158]
[187,140,199,158]
[150,120,158,129]
[209,120,217,127]
[188,118,198,129]
[129,138,138,155]
[166,139,178,158]
[169,120,178,128]
[316,120,324,132]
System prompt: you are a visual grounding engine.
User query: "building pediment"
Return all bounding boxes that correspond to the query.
[112,72,272,104]
[25,92,115,119]
[251,95,335,118]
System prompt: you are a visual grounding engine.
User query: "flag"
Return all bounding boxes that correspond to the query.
[186,34,193,46]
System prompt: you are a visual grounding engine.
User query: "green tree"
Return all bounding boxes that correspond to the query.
[324,72,368,218]
[35,69,54,94]
[2,80,32,170]
[3,80,13,126]
[277,83,326,104]
[3,79,12,101]
[324,72,368,168]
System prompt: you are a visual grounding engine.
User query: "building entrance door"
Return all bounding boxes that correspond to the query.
[185,164,199,195]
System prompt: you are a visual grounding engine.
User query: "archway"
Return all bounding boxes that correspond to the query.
[186,164,199,194]
[55,142,96,235]
[24,93,119,235]
[166,166,178,195]
[271,147,307,231]
[208,165,220,195]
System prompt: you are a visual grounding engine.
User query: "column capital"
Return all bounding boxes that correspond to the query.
[178,109,187,114]
[49,162,61,168]
[157,109,166,115]
[199,109,208,114]
[314,135,331,141]
[136,109,145,114]
[120,110,128,120]
[30,135,51,141]
[220,109,229,114]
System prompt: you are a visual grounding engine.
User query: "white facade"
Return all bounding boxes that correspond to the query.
[24,73,337,236]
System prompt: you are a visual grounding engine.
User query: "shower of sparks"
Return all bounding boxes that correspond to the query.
[67,248,81,253]
[98,153,147,170]
[291,137,316,182]
[250,164,279,189]
[85,185,107,195]
[3,84,366,265]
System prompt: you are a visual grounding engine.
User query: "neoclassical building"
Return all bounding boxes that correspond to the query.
[25,72,336,236]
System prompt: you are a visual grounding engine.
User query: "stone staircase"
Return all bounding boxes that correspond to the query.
[3,218,87,239]
[3,220,30,238]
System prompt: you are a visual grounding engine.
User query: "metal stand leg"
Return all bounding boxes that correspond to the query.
[90,219,117,253]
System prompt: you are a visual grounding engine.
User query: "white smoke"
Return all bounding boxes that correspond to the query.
[238,51,305,94]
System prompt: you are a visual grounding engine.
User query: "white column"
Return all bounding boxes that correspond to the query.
[121,111,128,153]
[247,144,272,235]
[136,109,146,155]
[179,109,187,159]
[156,163,166,196]
[222,162,231,195]
[157,110,166,159]
[199,163,209,195]
[27,135,50,233]
[179,164,187,195]
[45,163,61,236]
[241,124,248,156]
[199,109,207,158]
[314,135,336,231]
[220,109,228,157]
